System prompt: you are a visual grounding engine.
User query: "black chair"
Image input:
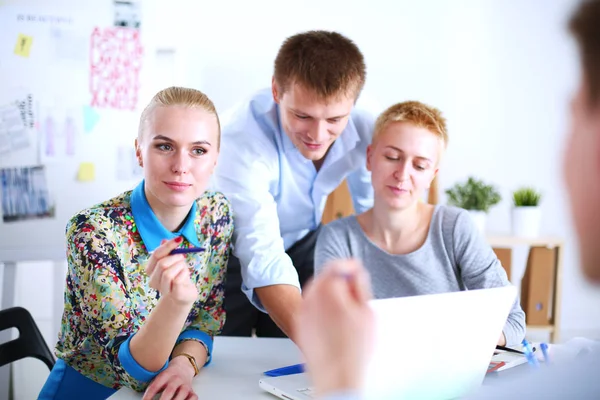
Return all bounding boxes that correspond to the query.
[0,306,55,370]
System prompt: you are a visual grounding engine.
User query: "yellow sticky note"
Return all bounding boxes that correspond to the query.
[77,162,95,182]
[14,33,33,57]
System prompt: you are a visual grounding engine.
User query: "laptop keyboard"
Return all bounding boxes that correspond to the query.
[296,387,315,398]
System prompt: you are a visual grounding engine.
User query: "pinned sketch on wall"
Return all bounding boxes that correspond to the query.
[114,0,141,29]
[90,26,144,111]
[13,33,33,57]
[0,165,55,222]
[39,106,81,162]
[117,145,143,181]
[0,102,30,155]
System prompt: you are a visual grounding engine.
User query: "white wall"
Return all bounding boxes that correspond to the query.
[3,1,600,395]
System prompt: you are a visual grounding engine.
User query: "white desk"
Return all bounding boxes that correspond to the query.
[109,336,537,400]
[109,337,302,399]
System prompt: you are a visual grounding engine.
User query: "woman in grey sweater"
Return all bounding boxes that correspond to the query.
[314,100,525,347]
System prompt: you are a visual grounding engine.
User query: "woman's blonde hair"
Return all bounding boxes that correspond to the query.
[138,86,221,148]
[372,101,448,149]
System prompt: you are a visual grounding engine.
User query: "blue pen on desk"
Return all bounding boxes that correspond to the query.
[540,342,550,364]
[263,363,305,377]
[170,247,204,255]
[522,339,539,368]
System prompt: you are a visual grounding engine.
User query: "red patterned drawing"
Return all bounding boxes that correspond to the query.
[89,27,143,111]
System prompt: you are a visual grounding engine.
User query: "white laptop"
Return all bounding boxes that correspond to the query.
[259,286,517,400]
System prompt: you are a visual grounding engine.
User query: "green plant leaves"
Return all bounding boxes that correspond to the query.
[445,176,502,212]
[512,187,542,206]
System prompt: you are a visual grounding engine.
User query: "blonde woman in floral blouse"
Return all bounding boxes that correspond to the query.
[39,87,233,400]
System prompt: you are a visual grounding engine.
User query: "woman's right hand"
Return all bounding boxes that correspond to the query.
[146,237,199,307]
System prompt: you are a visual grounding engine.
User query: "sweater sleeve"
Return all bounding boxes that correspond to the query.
[450,209,527,346]
[314,219,354,276]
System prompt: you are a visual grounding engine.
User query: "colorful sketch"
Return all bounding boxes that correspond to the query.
[0,165,55,222]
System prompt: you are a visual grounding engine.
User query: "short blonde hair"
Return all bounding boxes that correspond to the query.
[138,86,221,148]
[373,101,448,148]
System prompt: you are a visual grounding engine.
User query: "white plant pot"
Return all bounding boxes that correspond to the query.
[468,210,487,234]
[511,206,542,237]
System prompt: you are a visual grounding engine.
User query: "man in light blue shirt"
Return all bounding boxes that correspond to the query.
[213,30,375,339]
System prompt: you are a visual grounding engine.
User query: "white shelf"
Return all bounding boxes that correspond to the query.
[486,235,564,248]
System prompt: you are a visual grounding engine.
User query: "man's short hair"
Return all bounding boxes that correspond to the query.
[570,0,600,106]
[274,30,366,100]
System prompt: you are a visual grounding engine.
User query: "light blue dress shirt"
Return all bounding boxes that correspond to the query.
[213,88,374,310]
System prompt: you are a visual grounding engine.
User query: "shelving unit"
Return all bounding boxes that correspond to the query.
[488,235,564,343]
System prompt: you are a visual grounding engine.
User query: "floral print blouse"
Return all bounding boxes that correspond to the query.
[53,182,233,392]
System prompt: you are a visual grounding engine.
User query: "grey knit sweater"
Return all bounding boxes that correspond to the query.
[314,205,526,346]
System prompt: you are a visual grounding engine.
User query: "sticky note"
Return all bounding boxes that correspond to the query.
[77,162,95,182]
[14,33,33,57]
[83,105,100,133]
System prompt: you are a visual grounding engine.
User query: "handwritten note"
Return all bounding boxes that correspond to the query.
[16,93,35,129]
[14,33,33,57]
[77,162,95,182]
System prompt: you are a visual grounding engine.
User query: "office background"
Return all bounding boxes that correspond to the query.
[1,0,598,398]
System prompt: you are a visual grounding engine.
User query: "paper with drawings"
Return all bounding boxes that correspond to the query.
[0,102,29,155]
[0,165,55,222]
[39,105,80,162]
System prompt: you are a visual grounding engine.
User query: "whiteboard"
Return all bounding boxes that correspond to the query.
[0,0,159,262]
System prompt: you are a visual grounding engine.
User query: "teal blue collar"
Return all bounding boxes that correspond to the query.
[130,180,200,252]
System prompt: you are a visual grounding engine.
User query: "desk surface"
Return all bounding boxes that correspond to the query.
[109,336,533,400]
[109,337,302,399]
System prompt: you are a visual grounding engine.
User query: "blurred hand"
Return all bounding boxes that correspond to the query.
[296,258,375,396]
[143,357,197,400]
[146,237,198,306]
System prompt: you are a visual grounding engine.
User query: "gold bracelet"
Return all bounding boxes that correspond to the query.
[177,352,199,377]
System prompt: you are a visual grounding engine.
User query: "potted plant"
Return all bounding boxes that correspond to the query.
[511,187,542,237]
[445,176,502,233]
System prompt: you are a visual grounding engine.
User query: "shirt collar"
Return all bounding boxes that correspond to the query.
[275,103,297,154]
[130,180,200,252]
